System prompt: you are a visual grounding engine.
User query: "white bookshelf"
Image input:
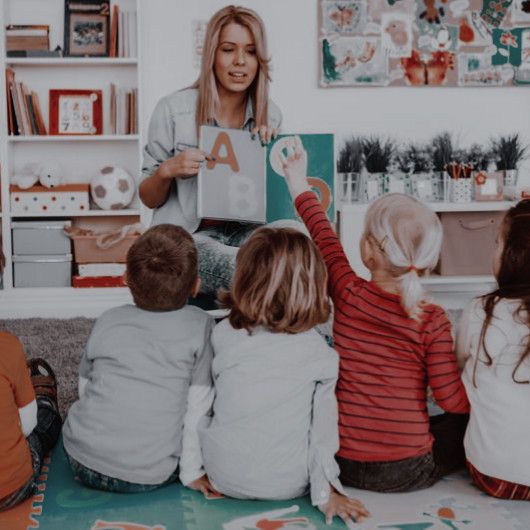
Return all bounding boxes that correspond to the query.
[338,200,509,309]
[0,0,145,317]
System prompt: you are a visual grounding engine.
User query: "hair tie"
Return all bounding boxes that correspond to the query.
[407,265,418,273]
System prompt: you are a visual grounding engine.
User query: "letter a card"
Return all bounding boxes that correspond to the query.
[198,125,266,222]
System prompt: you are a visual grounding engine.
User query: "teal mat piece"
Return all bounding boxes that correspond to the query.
[6,440,343,530]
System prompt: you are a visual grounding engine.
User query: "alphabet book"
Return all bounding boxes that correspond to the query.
[198,126,335,223]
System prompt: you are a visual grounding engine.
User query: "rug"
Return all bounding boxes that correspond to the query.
[0,440,528,530]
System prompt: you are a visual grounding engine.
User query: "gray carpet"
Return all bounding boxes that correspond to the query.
[0,318,94,417]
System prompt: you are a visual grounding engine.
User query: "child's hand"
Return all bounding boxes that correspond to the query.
[186,474,220,498]
[279,136,311,199]
[319,490,370,527]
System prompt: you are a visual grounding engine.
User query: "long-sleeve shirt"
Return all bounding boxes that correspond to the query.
[200,319,345,506]
[295,191,469,463]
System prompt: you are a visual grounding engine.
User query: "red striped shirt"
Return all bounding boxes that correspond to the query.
[295,192,469,462]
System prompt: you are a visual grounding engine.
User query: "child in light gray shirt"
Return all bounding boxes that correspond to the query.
[200,227,369,526]
[63,224,217,495]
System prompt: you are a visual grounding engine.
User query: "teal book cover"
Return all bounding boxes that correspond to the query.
[199,127,335,223]
[266,133,335,223]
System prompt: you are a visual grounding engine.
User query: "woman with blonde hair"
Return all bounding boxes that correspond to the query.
[200,227,370,526]
[140,5,286,294]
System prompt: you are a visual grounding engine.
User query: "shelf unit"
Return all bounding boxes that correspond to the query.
[338,200,512,309]
[0,0,143,317]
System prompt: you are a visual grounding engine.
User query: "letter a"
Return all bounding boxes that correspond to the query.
[207,132,240,172]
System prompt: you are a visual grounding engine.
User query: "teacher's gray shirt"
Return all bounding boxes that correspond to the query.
[141,88,282,233]
[200,319,345,506]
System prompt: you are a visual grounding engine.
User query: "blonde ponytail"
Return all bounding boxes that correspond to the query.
[364,194,443,320]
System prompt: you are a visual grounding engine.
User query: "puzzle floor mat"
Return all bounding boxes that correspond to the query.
[0,442,528,530]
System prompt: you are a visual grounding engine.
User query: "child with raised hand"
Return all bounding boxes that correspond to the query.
[63,224,217,496]
[456,200,530,500]
[200,227,369,527]
[0,350,61,511]
[282,136,469,493]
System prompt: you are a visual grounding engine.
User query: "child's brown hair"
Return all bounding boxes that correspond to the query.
[475,199,530,385]
[219,227,330,333]
[126,224,198,311]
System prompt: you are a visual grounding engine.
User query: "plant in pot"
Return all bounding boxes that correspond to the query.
[362,136,395,200]
[430,132,454,201]
[399,142,435,201]
[337,136,364,202]
[490,134,528,198]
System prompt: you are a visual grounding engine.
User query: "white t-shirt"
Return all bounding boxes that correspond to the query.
[456,297,530,486]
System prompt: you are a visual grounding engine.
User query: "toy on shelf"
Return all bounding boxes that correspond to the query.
[10,183,90,214]
[90,166,136,210]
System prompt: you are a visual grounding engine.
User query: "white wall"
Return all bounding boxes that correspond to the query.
[141,0,530,184]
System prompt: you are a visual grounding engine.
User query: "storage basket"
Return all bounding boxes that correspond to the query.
[439,211,505,275]
[71,234,138,264]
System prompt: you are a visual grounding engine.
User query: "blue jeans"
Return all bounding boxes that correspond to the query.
[65,453,179,493]
[193,219,307,294]
[0,399,62,511]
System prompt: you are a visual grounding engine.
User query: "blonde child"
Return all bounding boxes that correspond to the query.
[456,200,530,499]
[63,224,217,495]
[282,137,469,492]
[200,227,369,526]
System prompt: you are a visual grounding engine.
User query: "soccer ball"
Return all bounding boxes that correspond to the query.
[90,166,136,210]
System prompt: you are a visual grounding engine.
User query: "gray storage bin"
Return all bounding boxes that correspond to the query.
[13,254,72,288]
[12,221,72,256]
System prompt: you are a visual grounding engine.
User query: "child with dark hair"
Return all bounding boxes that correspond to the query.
[63,224,217,496]
[457,200,530,500]
[0,349,61,511]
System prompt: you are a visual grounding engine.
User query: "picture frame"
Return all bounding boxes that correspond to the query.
[64,0,110,57]
[49,89,103,135]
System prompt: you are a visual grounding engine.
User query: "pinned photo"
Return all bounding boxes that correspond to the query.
[381,12,413,57]
[321,0,367,34]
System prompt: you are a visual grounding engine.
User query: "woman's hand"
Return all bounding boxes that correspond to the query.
[319,490,370,527]
[159,149,214,180]
[251,125,278,145]
[279,135,311,199]
[186,474,221,498]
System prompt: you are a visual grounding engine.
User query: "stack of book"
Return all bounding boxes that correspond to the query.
[5,25,50,54]
[5,68,47,136]
[72,263,126,288]
[110,83,137,135]
[109,4,137,58]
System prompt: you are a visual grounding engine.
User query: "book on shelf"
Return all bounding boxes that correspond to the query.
[77,263,126,277]
[110,83,137,135]
[198,127,335,223]
[5,24,50,51]
[7,49,62,58]
[5,68,47,136]
[110,4,137,58]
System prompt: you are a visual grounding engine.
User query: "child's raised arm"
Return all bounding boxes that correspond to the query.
[281,137,360,300]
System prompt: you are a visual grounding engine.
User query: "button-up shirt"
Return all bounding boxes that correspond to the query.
[141,88,282,232]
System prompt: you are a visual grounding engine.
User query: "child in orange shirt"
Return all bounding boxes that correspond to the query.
[0,334,61,511]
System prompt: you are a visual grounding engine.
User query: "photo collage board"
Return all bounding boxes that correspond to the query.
[319,0,530,86]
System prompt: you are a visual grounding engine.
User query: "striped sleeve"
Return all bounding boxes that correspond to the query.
[425,309,470,414]
[295,191,359,300]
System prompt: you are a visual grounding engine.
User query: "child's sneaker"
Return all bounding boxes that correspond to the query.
[27,358,59,415]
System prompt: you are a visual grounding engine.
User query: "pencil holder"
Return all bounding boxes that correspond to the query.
[339,172,361,203]
[449,178,473,203]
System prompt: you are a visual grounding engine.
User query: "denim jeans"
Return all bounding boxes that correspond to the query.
[65,453,179,493]
[193,219,306,294]
[0,399,62,511]
[337,413,469,493]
